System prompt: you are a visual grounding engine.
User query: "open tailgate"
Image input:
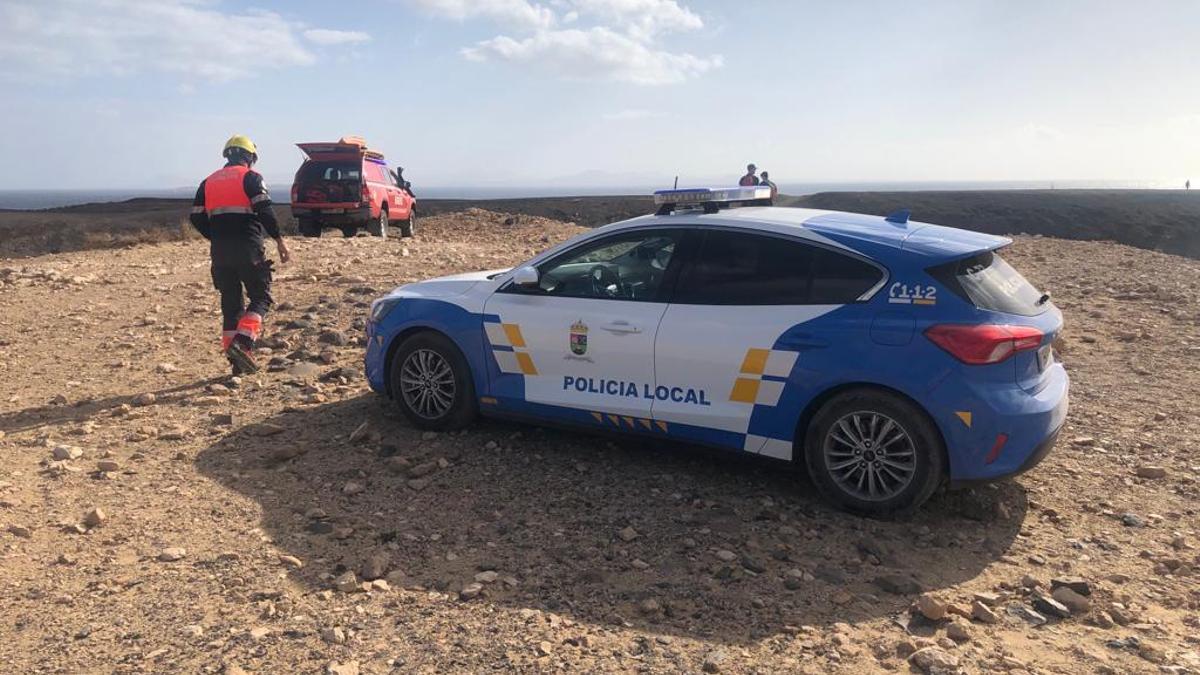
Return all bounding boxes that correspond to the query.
[297,136,381,160]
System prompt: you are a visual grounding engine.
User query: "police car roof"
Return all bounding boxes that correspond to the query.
[617,206,1010,262]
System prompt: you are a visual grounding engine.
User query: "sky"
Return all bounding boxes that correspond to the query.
[1,0,1199,191]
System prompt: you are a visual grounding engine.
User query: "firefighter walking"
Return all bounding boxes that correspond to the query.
[190,135,291,375]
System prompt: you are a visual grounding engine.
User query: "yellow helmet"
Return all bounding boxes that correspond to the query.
[223,134,258,157]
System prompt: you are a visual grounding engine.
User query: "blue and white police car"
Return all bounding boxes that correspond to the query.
[365,187,1068,514]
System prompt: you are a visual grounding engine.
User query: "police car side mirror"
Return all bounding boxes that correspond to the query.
[513,266,539,288]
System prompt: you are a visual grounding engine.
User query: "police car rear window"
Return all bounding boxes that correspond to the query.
[927,250,1047,316]
[673,230,882,305]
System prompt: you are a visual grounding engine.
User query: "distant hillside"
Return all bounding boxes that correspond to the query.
[0,190,1197,260]
[787,190,1200,259]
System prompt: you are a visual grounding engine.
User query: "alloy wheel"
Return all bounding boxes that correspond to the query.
[399,348,455,419]
[822,411,917,501]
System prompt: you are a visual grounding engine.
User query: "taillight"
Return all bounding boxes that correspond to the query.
[924,324,1043,365]
[361,182,371,203]
[290,185,298,202]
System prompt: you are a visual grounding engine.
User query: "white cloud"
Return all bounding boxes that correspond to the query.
[0,0,366,83]
[603,108,666,121]
[570,0,702,39]
[414,0,719,84]
[464,26,719,85]
[303,29,372,46]
[411,0,555,31]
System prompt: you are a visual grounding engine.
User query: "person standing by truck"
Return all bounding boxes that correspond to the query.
[738,163,760,186]
[759,170,778,201]
[189,135,291,375]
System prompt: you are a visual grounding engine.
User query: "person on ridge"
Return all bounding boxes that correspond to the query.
[189,135,290,375]
[759,170,778,201]
[738,163,760,186]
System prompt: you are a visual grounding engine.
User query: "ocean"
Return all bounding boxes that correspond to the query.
[0,179,1184,210]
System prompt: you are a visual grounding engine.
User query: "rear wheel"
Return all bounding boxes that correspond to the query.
[398,211,415,238]
[298,218,321,238]
[341,225,357,238]
[804,389,945,515]
[367,208,389,238]
[389,332,477,431]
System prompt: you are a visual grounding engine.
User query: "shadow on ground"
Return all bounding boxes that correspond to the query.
[195,394,1026,645]
[0,377,228,434]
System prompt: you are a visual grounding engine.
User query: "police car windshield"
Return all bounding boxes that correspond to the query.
[534,232,678,301]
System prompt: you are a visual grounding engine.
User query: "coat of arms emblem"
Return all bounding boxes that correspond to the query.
[569,320,588,356]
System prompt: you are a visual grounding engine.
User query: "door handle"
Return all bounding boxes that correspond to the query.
[601,321,642,334]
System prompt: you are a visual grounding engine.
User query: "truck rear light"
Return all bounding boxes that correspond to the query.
[361,183,371,203]
[924,324,1043,365]
[290,185,298,202]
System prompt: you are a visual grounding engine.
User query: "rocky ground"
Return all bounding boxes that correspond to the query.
[1,210,1198,674]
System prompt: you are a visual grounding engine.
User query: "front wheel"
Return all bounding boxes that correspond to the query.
[803,389,945,515]
[389,332,477,431]
[398,211,415,238]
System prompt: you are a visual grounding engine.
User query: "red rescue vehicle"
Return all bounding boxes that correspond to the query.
[290,136,415,239]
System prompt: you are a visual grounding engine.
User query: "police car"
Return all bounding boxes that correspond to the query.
[365,187,1068,514]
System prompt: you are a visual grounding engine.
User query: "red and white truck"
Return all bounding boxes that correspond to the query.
[290,136,415,239]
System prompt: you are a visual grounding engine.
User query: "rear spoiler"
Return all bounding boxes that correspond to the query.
[901,224,1011,263]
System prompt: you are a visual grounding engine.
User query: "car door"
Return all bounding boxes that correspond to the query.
[382,166,410,218]
[482,228,685,426]
[651,228,884,458]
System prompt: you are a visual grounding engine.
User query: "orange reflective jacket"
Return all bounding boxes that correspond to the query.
[203,165,253,216]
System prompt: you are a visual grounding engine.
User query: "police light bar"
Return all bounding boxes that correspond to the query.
[653,186,772,214]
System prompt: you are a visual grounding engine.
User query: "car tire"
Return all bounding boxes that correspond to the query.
[803,388,945,516]
[298,218,321,238]
[341,225,357,238]
[367,209,388,238]
[389,331,478,431]
[398,211,415,238]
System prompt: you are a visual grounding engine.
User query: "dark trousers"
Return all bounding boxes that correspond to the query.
[211,260,273,331]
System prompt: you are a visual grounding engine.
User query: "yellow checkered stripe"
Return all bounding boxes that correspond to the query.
[485,322,538,375]
[590,412,669,433]
[729,348,798,406]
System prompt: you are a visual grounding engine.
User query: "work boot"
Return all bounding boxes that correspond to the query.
[225,341,259,375]
[226,353,246,377]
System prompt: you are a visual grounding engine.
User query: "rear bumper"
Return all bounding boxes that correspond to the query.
[292,206,371,225]
[934,363,1069,482]
[949,424,1060,488]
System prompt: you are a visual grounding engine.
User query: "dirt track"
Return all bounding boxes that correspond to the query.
[2,210,1199,674]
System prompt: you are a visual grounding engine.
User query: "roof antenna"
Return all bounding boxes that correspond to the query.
[884,209,911,225]
[673,175,679,189]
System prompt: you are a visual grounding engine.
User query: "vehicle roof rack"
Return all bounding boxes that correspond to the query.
[653,186,773,215]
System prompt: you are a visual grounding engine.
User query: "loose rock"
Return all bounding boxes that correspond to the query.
[1135,465,1167,479]
[916,593,948,621]
[83,507,107,528]
[52,445,83,460]
[1052,586,1091,614]
[971,601,1000,624]
[158,547,187,562]
[909,647,959,673]
[1031,592,1071,619]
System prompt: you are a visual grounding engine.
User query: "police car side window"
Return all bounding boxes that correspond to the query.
[673,231,880,305]
[523,231,680,301]
[809,246,883,303]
